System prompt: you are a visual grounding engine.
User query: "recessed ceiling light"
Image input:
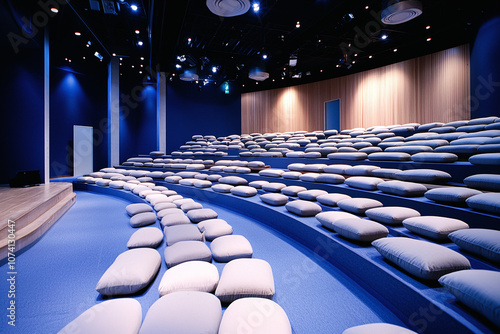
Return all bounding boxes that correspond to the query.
[352,61,356,64]
[187,37,192,43]
[175,64,182,69]
[120,63,122,66]
[427,37,432,42]
[112,53,116,56]
[381,34,388,40]
[50,7,58,13]
[354,53,358,57]
[296,21,300,28]
[83,56,86,60]
[365,5,369,10]
[139,71,142,74]
[336,64,340,68]
[140,57,144,60]
[369,55,373,59]
[393,48,398,52]
[74,32,81,36]
[137,41,143,46]
[140,64,143,67]
[262,54,268,59]
[131,65,135,68]
[426,25,431,29]
[135,30,140,34]
[130,4,138,11]
[120,57,123,61]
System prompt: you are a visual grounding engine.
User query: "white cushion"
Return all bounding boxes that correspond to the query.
[164,224,203,246]
[231,186,258,197]
[299,172,321,182]
[127,227,163,249]
[448,229,500,264]
[395,169,452,184]
[323,164,351,174]
[158,261,219,296]
[411,152,458,163]
[337,198,383,215]
[287,163,306,171]
[126,203,153,216]
[262,182,287,192]
[371,168,402,179]
[259,169,285,177]
[297,189,328,201]
[187,208,219,223]
[281,185,307,196]
[464,174,500,191]
[215,258,275,303]
[218,298,292,334]
[193,180,212,188]
[333,217,389,242]
[198,219,233,241]
[161,213,191,227]
[466,193,500,214]
[424,187,482,204]
[282,171,303,179]
[342,323,417,334]
[345,176,384,190]
[59,299,142,334]
[260,193,289,206]
[316,173,345,184]
[285,200,322,217]
[316,193,351,206]
[181,202,203,212]
[315,211,358,230]
[211,235,253,262]
[212,184,234,193]
[377,180,428,197]
[129,212,157,228]
[344,165,380,176]
[164,241,212,268]
[368,152,411,161]
[96,248,161,295]
[402,216,469,240]
[219,176,248,186]
[439,270,500,328]
[328,152,368,160]
[365,206,420,225]
[372,237,471,280]
[248,180,269,189]
[139,291,222,334]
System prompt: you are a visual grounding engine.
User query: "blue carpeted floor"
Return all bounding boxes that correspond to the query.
[0,190,405,333]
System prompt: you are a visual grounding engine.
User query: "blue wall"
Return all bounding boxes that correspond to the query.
[166,82,242,153]
[0,4,44,185]
[119,82,157,162]
[470,16,500,118]
[50,68,108,177]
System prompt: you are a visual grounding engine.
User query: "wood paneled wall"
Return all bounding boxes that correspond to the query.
[241,45,470,133]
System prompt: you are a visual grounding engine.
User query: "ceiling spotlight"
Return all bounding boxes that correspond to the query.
[381,34,388,40]
[296,21,300,28]
[140,57,144,60]
[262,54,268,60]
[369,55,373,59]
[140,64,143,67]
[137,41,143,46]
[135,30,140,34]
[131,65,135,68]
[94,51,103,60]
[212,66,218,73]
[130,4,138,11]
[187,37,192,43]
[426,37,432,42]
[252,3,260,12]
[83,56,86,60]
[393,48,398,52]
[175,64,182,69]
[50,7,58,13]
[139,71,142,74]
[365,5,369,10]
[74,32,81,36]
[426,25,431,29]
[120,57,123,60]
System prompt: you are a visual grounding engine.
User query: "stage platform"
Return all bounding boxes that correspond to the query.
[0,182,76,260]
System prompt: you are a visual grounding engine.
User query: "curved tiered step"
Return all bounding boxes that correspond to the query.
[0,183,76,260]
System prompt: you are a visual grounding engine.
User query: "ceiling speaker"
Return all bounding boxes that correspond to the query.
[206,0,250,17]
[381,0,423,25]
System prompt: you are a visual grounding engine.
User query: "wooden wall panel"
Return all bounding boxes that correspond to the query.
[241,45,470,133]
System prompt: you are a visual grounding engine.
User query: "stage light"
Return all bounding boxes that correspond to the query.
[140,57,144,60]
[135,30,140,34]
[50,7,58,13]
[187,37,192,43]
[262,54,268,59]
[94,52,103,60]
[296,21,300,28]
[74,32,81,36]
[212,66,218,73]
[369,55,373,59]
[224,82,230,94]
[137,41,143,46]
[393,48,398,52]
[427,37,432,42]
[130,4,138,11]
[426,25,431,29]
[176,64,182,69]
[253,3,260,12]
[381,34,388,40]
[112,53,116,56]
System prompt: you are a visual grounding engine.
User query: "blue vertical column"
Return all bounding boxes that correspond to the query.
[108,57,120,166]
[157,71,166,153]
[44,27,50,183]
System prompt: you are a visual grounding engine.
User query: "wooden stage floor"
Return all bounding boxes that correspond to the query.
[0,182,76,260]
